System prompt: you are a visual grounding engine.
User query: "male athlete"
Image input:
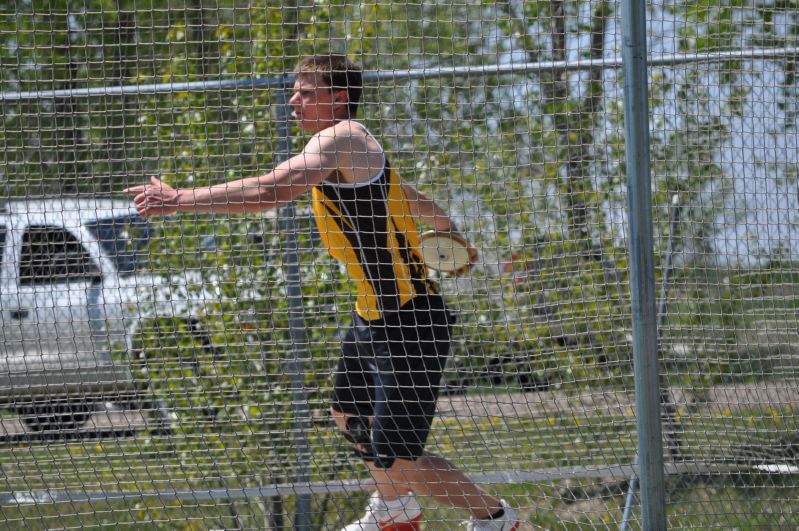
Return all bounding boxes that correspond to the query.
[124,54,520,531]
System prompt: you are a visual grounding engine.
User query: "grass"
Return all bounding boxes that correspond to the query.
[4,265,799,528]
[3,397,799,528]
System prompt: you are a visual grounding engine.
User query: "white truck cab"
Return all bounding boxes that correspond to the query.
[0,198,206,432]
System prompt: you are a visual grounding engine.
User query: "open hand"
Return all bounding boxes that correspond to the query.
[122,176,180,217]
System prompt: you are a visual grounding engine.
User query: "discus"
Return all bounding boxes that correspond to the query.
[418,231,473,272]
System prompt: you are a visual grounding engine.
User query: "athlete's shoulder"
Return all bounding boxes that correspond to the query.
[314,120,369,140]
[304,120,371,155]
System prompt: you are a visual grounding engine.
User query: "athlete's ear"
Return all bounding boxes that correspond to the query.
[333,89,350,108]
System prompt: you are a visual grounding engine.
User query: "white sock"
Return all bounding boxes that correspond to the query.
[383,494,413,509]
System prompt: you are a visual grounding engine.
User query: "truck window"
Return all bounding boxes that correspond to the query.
[19,225,102,285]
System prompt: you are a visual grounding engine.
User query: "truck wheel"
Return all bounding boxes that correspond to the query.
[18,402,95,432]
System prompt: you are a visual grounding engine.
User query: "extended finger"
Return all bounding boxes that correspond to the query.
[133,190,152,204]
[136,204,160,218]
[121,185,147,195]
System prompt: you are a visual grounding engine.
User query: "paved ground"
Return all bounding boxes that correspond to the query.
[436,380,799,421]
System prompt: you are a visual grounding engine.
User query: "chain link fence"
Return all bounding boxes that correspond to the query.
[1,1,798,528]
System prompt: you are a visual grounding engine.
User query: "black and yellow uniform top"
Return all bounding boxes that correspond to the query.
[311,133,437,322]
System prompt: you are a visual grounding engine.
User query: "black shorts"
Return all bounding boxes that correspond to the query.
[332,294,454,465]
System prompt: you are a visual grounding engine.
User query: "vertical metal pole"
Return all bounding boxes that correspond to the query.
[620,0,667,528]
[275,85,313,531]
[621,195,681,531]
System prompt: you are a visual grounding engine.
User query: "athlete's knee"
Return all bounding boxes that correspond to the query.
[334,412,381,464]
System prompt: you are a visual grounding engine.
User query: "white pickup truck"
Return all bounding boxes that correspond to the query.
[0,198,213,432]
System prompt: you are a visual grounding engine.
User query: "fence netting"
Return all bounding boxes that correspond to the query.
[1,0,798,529]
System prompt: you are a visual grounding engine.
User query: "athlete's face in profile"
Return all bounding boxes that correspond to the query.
[289,73,349,132]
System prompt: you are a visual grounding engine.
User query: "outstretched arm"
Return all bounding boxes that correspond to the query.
[123,131,347,217]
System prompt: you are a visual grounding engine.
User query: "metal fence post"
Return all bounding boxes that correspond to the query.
[275,84,313,531]
[620,0,667,528]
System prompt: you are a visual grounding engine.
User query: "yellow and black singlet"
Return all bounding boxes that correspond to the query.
[311,152,437,322]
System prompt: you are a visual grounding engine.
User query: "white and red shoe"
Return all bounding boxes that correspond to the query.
[342,491,423,531]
